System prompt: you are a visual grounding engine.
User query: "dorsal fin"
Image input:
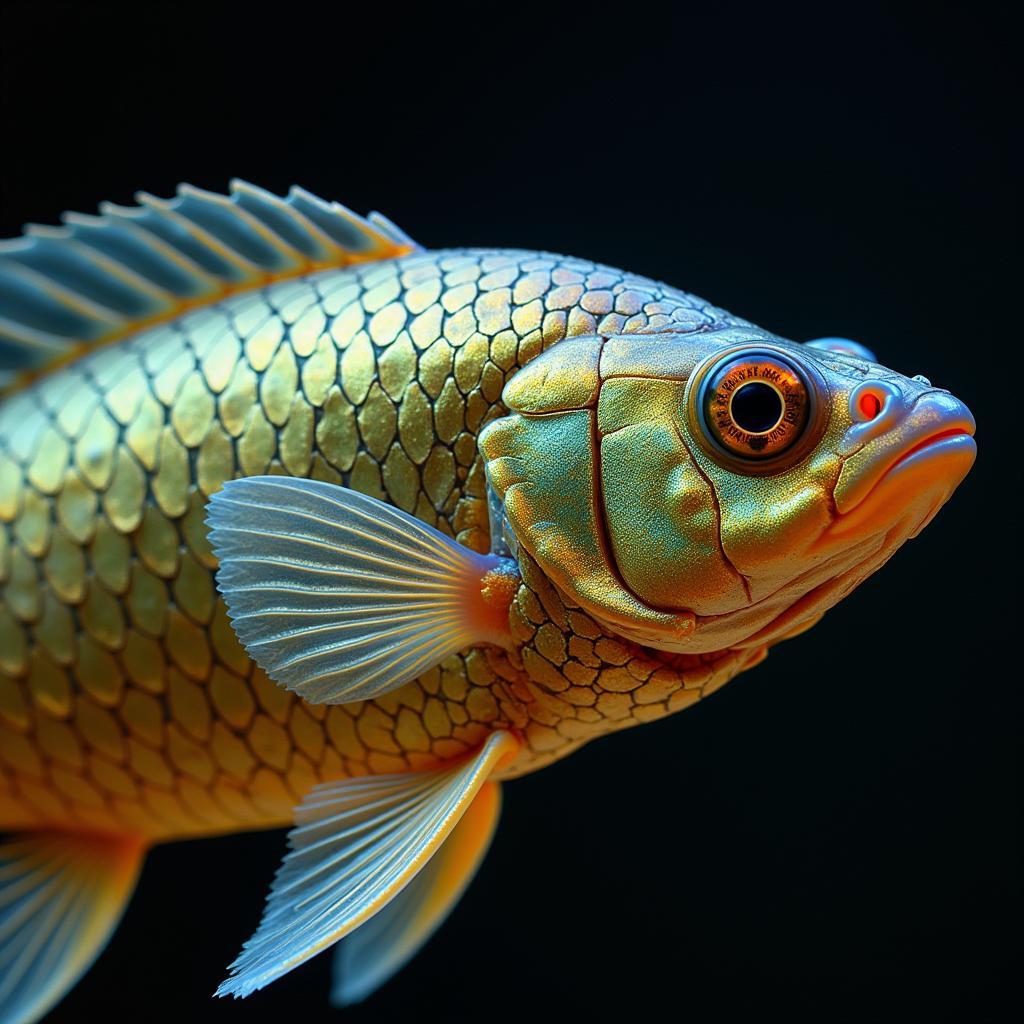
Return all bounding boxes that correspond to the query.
[0,180,421,375]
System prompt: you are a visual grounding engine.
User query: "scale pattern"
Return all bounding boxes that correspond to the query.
[0,247,747,841]
[492,550,761,778]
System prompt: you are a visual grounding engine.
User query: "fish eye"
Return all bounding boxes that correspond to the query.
[690,349,817,466]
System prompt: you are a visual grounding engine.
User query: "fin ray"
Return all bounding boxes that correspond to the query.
[0,181,421,371]
[332,779,502,1006]
[217,731,517,998]
[0,831,144,1024]
[208,477,513,705]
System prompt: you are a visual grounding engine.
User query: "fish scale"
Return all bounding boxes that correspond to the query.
[0,245,747,842]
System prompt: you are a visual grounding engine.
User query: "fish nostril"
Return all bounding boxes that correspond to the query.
[858,392,882,419]
[850,381,897,423]
[912,374,932,386]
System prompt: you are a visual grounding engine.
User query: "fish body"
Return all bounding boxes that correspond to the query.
[0,183,976,1020]
[0,243,753,841]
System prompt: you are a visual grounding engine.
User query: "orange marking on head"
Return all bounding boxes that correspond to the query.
[858,391,882,419]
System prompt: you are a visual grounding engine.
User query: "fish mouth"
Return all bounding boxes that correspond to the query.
[833,391,977,517]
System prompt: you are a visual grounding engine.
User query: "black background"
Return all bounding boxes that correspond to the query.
[1,3,1018,1022]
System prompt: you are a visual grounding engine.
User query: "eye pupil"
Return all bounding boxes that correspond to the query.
[694,349,816,466]
[731,382,784,433]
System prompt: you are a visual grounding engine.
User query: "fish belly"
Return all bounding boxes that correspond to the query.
[0,248,724,841]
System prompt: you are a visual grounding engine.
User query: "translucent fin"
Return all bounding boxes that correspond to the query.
[0,180,421,371]
[207,477,516,705]
[367,210,421,250]
[216,730,518,999]
[0,831,144,1024]
[331,780,501,1006]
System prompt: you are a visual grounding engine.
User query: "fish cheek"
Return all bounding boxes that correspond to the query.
[714,476,835,602]
[600,421,749,616]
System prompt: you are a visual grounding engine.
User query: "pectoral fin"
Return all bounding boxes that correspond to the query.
[216,730,519,999]
[207,477,518,705]
[331,779,502,1006]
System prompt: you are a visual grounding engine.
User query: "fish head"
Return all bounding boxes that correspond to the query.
[479,327,975,654]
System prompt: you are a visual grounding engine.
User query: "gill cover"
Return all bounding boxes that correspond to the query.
[479,335,696,648]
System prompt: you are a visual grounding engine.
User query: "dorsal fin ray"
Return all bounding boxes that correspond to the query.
[0,180,422,374]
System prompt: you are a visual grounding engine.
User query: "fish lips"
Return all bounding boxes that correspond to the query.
[832,390,977,522]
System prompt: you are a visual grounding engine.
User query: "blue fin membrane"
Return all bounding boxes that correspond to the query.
[331,779,502,1006]
[216,731,518,998]
[0,831,144,1024]
[0,180,420,371]
[207,477,513,705]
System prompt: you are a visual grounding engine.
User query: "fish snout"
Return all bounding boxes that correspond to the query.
[833,387,976,515]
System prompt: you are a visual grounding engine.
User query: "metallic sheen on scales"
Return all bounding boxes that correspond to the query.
[0,182,976,1021]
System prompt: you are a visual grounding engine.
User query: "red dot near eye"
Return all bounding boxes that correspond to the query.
[858,392,882,419]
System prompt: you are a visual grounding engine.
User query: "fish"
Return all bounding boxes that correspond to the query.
[0,180,976,1021]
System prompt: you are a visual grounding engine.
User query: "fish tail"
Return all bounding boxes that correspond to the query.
[0,829,146,1024]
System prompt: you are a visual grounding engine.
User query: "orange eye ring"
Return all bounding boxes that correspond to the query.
[685,345,829,473]
[703,354,810,458]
